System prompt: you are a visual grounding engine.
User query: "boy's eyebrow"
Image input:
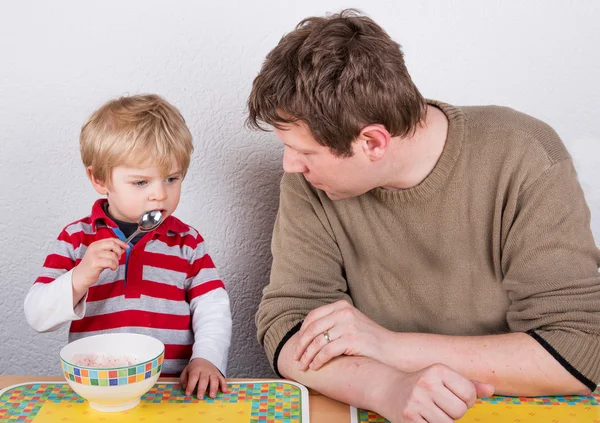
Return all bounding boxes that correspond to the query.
[127,170,182,179]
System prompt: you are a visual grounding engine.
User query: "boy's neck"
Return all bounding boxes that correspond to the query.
[103,202,142,242]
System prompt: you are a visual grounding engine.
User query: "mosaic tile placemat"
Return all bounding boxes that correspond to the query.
[0,380,308,423]
[351,389,600,423]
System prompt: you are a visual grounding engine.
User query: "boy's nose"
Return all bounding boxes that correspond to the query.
[283,148,308,174]
[149,184,168,201]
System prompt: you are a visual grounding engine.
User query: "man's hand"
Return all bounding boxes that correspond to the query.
[72,238,129,303]
[180,358,229,399]
[294,300,391,370]
[381,364,494,423]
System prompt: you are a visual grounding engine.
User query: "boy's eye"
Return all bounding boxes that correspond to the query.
[166,176,181,183]
[132,181,147,187]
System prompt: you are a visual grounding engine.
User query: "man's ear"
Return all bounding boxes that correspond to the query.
[358,124,391,161]
[87,167,109,195]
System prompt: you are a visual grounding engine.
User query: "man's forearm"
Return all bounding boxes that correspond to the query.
[279,332,399,419]
[380,331,590,396]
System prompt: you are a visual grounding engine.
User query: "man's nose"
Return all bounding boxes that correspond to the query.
[282,148,307,174]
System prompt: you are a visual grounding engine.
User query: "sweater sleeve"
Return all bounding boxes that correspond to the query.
[255,173,352,372]
[501,158,600,390]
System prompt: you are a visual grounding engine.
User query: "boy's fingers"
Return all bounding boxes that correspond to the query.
[220,375,229,393]
[185,371,199,397]
[197,374,210,399]
[110,238,130,250]
[209,375,219,398]
[179,368,188,391]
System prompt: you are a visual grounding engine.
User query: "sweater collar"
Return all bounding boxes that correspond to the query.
[371,99,465,203]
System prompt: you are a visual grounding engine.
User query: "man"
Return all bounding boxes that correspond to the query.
[248,9,600,423]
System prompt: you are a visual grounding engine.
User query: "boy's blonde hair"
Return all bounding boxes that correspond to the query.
[80,94,193,184]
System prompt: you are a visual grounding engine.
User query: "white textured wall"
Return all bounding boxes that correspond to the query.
[0,0,598,377]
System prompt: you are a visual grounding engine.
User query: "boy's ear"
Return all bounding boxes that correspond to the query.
[358,124,391,161]
[87,167,109,195]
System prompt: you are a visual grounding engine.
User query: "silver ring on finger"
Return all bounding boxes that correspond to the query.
[323,330,332,343]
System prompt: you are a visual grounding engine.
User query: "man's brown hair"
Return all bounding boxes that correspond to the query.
[247,9,426,157]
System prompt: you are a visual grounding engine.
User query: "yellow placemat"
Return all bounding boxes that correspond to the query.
[458,403,600,422]
[353,389,600,423]
[33,401,252,423]
[0,381,308,423]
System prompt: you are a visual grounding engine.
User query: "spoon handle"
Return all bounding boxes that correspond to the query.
[125,229,141,244]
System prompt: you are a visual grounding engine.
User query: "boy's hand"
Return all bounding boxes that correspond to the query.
[180,358,229,399]
[72,238,129,300]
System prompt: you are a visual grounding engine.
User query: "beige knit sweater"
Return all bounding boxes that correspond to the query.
[256,101,600,389]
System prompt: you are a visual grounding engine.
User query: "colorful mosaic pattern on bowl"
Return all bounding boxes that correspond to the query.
[353,389,600,423]
[61,354,164,386]
[0,381,303,423]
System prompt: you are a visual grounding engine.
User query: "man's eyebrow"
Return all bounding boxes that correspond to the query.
[284,143,314,153]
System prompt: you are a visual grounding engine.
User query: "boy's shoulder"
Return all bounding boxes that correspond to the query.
[161,215,207,247]
[59,214,95,237]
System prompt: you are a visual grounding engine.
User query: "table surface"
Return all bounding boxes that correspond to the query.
[0,375,351,423]
[4,375,599,423]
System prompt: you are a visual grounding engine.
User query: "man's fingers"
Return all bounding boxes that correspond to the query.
[421,401,455,423]
[309,340,346,370]
[473,380,495,398]
[299,300,351,336]
[298,330,332,370]
[433,386,469,420]
[295,315,336,360]
[439,368,478,409]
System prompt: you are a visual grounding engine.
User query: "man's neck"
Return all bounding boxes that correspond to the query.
[381,105,449,190]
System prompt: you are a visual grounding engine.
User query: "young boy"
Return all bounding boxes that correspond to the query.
[24,94,231,399]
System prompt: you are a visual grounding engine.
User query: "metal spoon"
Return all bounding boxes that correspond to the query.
[125,210,164,243]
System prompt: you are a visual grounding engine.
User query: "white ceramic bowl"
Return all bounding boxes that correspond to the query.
[59,333,165,412]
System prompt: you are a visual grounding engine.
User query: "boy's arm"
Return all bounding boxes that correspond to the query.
[189,288,231,376]
[186,232,231,376]
[24,231,87,332]
[24,270,87,332]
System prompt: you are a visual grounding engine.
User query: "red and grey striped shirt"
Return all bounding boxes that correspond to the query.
[24,199,231,376]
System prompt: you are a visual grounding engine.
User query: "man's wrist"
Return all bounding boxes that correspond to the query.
[378,331,416,372]
[363,363,404,420]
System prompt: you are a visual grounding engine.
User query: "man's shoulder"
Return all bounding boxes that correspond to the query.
[460,104,570,164]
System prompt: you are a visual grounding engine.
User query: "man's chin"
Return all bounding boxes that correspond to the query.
[324,190,348,201]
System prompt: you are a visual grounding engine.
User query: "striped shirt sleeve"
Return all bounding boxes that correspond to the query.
[185,229,231,375]
[186,230,226,300]
[24,228,86,332]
